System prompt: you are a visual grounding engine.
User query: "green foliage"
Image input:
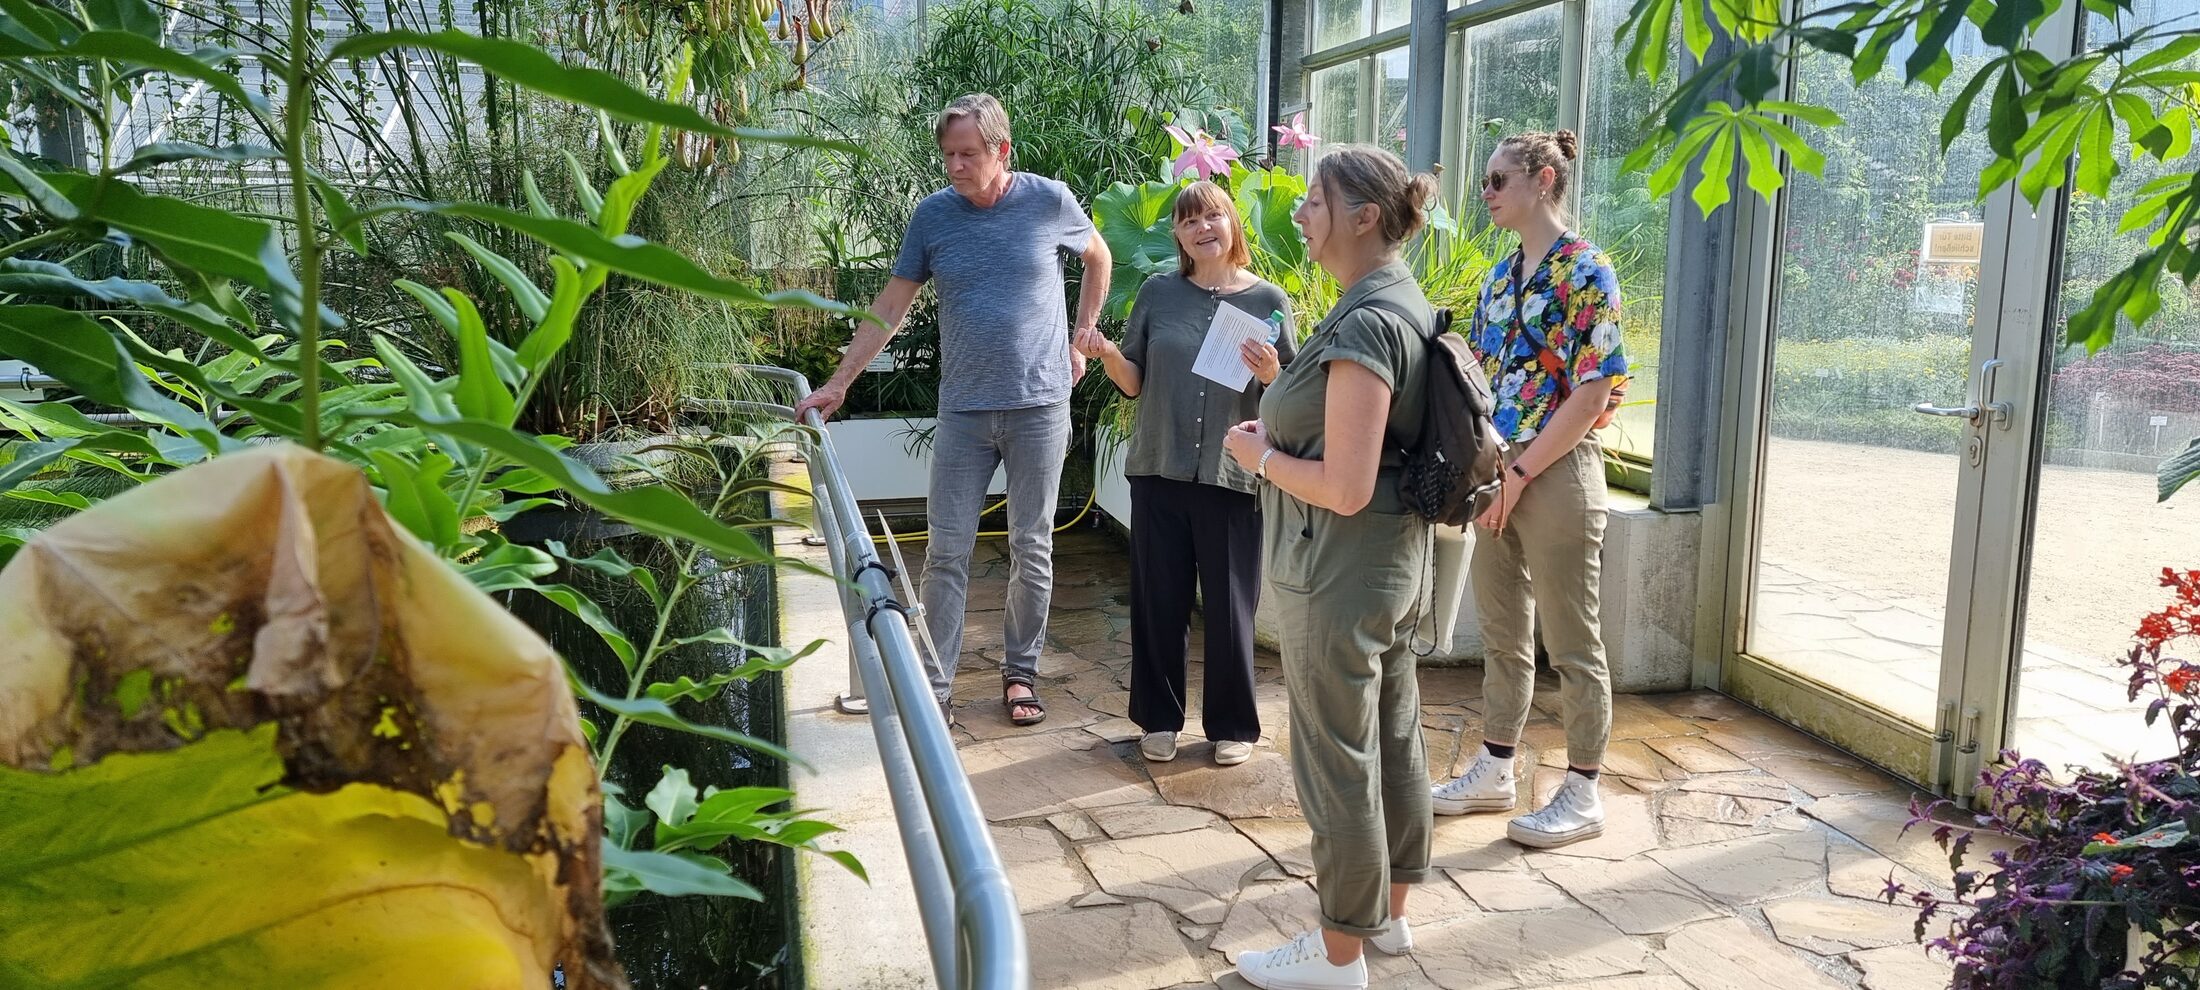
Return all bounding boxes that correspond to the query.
[787,0,1229,421]
[2165,436,2200,500]
[1619,0,2200,496]
[1617,0,2196,355]
[1094,156,1503,330]
[0,0,854,937]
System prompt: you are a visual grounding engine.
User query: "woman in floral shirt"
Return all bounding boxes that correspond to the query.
[1429,128,1629,851]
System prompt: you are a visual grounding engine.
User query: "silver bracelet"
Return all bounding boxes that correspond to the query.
[1257,447,1278,479]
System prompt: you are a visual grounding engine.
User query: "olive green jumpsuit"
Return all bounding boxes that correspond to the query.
[1255,261,1437,938]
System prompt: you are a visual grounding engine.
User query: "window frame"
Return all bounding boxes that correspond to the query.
[1301,0,1586,209]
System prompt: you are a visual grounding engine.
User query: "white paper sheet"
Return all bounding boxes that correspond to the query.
[1191,304,1272,392]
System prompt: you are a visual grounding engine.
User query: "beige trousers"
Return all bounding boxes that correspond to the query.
[1471,438,1612,768]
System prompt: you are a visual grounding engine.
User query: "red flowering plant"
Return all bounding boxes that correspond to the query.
[1891,569,2200,988]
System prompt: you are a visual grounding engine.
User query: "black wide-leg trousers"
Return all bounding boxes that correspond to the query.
[1127,474,1263,742]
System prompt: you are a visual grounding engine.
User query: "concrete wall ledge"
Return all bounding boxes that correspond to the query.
[1237,493,1700,693]
[773,453,934,989]
[1100,431,1702,695]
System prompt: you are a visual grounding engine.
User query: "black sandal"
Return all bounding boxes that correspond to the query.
[1004,681,1047,726]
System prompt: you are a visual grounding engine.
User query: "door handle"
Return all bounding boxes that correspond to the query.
[1912,359,2012,427]
[1911,401,1981,419]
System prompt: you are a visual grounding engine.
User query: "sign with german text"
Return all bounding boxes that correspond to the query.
[1922,222,1986,265]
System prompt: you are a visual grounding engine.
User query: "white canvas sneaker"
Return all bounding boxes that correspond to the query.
[1431,749,1518,815]
[1140,731,1178,763]
[1235,931,1369,990]
[1507,772,1605,848]
[1367,917,1413,955]
[1214,740,1254,766]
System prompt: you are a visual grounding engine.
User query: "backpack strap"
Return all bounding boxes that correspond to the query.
[1502,246,1578,401]
[1533,339,1574,400]
[1351,297,1447,355]
[1350,297,1449,657]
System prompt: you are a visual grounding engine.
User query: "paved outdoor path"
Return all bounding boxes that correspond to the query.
[921,529,1975,990]
[1754,436,2189,771]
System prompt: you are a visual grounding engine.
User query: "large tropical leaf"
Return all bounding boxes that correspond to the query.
[0,171,330,332]
[1092,179,1184,320]
[328,31,853,152]
[377,412,785,566]
[2163,437,2200,502]
[0,727,575,988]
[0,446,622,987]
[0,32,271,114]
[1235,168,1308,275]
[0,259,266,359]
[358,202,856,317]
[0,305,228,452]
[116,142,280,174]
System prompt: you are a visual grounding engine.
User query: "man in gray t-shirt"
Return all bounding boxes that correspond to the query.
[793,93,1111,728]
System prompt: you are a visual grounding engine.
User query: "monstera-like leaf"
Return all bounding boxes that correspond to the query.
[1234,167,1308,277]
[1092,178,1185,320]
[0,445,622,988]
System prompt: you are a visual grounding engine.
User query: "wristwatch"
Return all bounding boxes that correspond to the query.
[1510,462,1533,481]
[1257,447,1278,479]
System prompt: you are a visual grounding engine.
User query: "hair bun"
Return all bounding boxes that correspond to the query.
[1554,129,1579,161]
[1406,172,1439,213]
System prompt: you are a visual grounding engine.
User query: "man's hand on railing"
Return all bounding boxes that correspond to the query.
[792,381,849,424]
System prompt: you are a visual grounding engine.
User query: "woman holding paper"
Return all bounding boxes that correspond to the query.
[1074,179,1294,768]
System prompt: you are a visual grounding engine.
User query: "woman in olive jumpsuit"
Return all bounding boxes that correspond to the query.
[1222,145,1440,990]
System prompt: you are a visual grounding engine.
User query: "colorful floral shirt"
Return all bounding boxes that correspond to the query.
[1470,232,1629,444]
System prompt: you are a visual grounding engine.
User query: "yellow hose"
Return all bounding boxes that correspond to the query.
[872,485,1100,544]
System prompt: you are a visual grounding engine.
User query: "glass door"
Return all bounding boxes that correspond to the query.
[1723,14,2002,786]
[1722,2,2087,791]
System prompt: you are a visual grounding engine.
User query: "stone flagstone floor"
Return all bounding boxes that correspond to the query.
[919,530,1977,990]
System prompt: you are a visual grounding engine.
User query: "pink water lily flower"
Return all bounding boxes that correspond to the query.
[1164,123,1239,179]
[1271,111,1317,151]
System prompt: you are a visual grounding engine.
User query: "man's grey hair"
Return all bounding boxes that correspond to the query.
[934,93,1013,151]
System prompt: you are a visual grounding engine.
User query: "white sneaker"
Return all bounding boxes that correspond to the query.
[1367,917,1412,955]
[1140,731,1178,763]
[1215,740,1254,766]
[1431,749,1518,815]
[1235,931,1368,990]
[1507,772,1605,848]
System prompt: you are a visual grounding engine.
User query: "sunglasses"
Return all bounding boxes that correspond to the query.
[1481,167,1532,193]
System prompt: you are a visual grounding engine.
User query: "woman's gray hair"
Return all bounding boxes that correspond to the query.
[934,93,1013,150]
[1313,145,1439,247]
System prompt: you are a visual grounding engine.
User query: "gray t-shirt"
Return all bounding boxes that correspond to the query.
[892,172,1096,413]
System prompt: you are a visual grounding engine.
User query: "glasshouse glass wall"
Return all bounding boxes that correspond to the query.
[2008,1,2200,772]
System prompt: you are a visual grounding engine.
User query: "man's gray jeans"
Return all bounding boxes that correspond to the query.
[922,402,1071,703]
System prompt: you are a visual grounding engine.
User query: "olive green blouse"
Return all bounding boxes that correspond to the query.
[1118,272,1298,495]
[1255,261,1433,516]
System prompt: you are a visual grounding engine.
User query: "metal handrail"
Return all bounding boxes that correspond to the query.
[685,366,1027,990]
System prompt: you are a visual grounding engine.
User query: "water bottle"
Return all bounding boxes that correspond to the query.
[1265,310,1284,345]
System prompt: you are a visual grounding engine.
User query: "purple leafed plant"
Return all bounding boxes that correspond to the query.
[1891,568,2200,989]
[2050,345,2200,416]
